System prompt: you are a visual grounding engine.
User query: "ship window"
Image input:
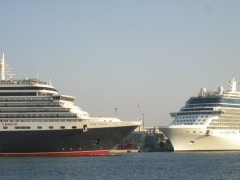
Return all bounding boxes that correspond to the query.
[72,126,77,129]
[3,127,8,129]
[49,126,54,129]
[15,126,31,129]
[60,126,65,129]
[37,126,42,129]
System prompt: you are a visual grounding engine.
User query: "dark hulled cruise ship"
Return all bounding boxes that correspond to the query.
[0,53,141,156]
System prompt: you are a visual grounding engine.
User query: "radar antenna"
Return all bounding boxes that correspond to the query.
[0,52,15,80]
[0,52,5,80]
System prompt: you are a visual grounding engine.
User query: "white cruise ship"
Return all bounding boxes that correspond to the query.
[160,78,240,151]
[0,53,141,156]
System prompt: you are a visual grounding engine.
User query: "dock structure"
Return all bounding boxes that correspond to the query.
[109,149,140,153]
[110,126,173,152]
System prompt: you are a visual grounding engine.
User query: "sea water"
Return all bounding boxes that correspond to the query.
[0,152,240,180]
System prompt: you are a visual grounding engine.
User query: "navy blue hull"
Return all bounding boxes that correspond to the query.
[0,126,137,154]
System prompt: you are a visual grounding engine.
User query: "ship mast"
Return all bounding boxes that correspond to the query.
[0,52,5,80]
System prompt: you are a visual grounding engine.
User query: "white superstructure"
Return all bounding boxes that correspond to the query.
[160,78,240,151]
[0,53,141,132]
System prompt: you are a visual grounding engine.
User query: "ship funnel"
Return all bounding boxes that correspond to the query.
[0,52,5,80]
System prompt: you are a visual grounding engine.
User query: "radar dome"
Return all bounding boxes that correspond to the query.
[218,86,223,95]
[198,88,206,97]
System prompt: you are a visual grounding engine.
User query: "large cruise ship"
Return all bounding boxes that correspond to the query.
[160,78,240,151]
[0,53,141,156]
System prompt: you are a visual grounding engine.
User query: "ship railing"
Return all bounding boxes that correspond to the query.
[0,79,49,86]
[170,110,223,117]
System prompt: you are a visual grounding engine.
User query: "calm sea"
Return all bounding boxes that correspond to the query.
[0,152,240,180]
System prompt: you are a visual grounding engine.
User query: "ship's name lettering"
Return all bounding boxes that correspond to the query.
[2,123,17,126]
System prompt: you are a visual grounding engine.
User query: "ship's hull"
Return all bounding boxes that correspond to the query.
[160,126,240,151]
[0,125,138,156]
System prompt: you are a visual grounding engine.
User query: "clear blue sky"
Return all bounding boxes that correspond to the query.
[1,0,240,126]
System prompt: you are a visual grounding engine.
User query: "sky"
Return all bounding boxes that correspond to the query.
[0,0,240,126]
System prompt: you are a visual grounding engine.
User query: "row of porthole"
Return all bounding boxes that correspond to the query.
[176,119,206,122]
[0,114,77,118]
[2,126,78,130]
[0,119,81,122]
[177,115,208,119]
[210,123,240,127]
[173,123,204,125]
